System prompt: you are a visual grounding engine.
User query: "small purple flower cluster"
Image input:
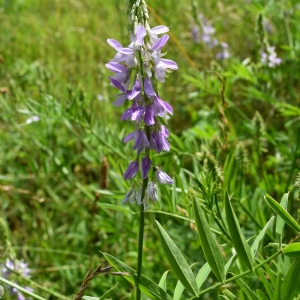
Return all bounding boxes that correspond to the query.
[0,259,33,300]
[106,23,177,208]
[261,46,281,67]
[191,14,230,60]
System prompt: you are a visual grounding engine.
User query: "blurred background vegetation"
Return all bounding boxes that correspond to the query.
[0,0,299,299]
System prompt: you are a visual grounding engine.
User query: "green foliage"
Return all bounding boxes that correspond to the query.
[0,0,300,299]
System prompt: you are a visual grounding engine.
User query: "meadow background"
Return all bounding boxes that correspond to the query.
[0,0,300,299]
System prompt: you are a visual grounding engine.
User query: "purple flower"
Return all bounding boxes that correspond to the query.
[152,125,170,153]
[191,26,200,43]
[122,187,137,204]
[105,62,130,89]
[148,25,169,45]
[146,181,158,201]
[142,157,152,179]
[144,105,155,126]
[124,161,139,180]
[156,168,174,184]
[261,46,281,67]
[152,51,178,82]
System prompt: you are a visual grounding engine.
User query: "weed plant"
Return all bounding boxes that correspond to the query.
[0,0,300,299]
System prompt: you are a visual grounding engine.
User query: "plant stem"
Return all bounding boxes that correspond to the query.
[136,176,148,299]
[188,250,282,299]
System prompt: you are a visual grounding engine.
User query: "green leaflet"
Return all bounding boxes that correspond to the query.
[224,192,253,270]
[275,193,289,249]
[173,280,185,300]
[173,262,211,300]
[236,278,260,300]
[192,198,225,283]
[155,221,198,296]
[222,289,237,299]
[251,216,275,259]
[102,253,173,300]
[195,262,211,290]
[158,271,169,291]
[283,243,300,257]
[224,253,238,275]
[281,259,300,300]
[264,194,300,232]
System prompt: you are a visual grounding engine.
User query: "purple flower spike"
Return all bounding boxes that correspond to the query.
[124,161,139,180]
[142,157,152,179]
[156,168,174,184]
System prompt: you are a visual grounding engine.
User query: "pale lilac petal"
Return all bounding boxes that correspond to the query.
[156,169,174,184]
[146,182,158,201]
[160,59,178,70]
[128,80,141,100]
[113,94,127,106]
[134,25,146,45]
[150,25,169,35]
[121,107,133,120]
[109,77,126,92]
[131,105,145,122]
[118,47,134,55]
[107,39,122,50]
[124,161,139,180]
[105,62,128,73]
[124,132,135,143]
[144,78,156,97]
[144,105,155,126]
[151,35,169,51]
[157,97,173,115]
[142,157,152,179]
[161,125,169,137]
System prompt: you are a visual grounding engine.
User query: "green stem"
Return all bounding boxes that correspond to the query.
[136,177,148,299]
[0,276,46,300]
[188,250,282,299]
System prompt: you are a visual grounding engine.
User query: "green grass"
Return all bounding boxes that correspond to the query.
[0,0,300,299]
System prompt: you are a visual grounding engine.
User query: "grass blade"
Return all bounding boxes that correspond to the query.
[103,253,173,300]
[193,198,225,283]
[155,221,198,296]
[281,259,300,300]
[236,278,260,300]
[224,192,253,270]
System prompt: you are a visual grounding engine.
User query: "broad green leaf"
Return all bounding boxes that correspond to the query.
[256,268,273,299]
[283,243,300,257]
[275,193,289,249]
[281,260,300,300]
[158,271,169,291]
[236,278,260,300]
[224,253,237,275]
[103,253,173,300]
[222,289,237,299]
[193,198,225,283]
[225,192,253,270]
[273,272,281,300]
[173,280,185,300]
[251,217,275,259]
[155,221,198,296]
[264,194,300,232]
[195,262,211,290]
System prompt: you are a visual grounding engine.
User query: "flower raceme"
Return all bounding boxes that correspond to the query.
[106,24,177,209]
